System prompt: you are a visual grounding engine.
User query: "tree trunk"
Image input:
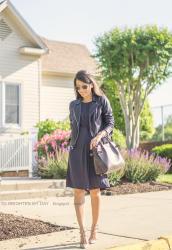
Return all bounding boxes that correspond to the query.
[123,113,140,149]
[118,84,141,149]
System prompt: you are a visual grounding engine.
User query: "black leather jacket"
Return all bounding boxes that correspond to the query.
[69,93,115,150]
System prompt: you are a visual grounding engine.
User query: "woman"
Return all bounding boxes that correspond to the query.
[66,70,115,248]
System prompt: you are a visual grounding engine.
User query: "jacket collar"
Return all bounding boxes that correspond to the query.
[75,93,97,105]
[73,93,98,120]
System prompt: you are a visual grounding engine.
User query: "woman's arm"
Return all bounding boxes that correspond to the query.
[90,95,114,149]
[99,95,115,137]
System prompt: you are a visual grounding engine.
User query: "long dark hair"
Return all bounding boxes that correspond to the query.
[74,70,104,99]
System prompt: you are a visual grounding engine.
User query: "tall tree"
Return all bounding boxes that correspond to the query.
[101,80,155,140]
[94,25,172,148]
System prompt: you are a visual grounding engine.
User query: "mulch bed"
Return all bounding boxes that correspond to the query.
[0,213,73,241]
[1,181,172,241]
[102,180,172,195]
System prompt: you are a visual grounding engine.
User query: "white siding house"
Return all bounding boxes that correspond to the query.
[0,0,97,139]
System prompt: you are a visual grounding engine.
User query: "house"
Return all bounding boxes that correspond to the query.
[0,0,97,139]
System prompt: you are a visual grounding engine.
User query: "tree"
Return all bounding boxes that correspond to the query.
[101,80,155,140]
[94,25,172,148]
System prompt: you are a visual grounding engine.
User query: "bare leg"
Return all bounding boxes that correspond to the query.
[89,188,101,242]
[74,188,86,229]
[74,188,88,248]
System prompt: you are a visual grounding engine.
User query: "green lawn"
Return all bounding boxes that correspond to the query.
[156,174,172,184]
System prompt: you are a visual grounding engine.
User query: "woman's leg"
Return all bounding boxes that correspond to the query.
[74,188,88,247]
[74,188,86,230]
[89,188,101,242]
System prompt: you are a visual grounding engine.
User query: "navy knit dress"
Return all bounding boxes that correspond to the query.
[66,100,110,191]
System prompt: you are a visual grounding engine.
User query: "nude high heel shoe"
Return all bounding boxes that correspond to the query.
[88,224,98,244]
[79,228,88,249]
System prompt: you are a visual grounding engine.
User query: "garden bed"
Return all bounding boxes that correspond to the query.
[103,180,172,195]
[0,213,73,241]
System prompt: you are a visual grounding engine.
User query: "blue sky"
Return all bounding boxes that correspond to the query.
[9,0,172,118]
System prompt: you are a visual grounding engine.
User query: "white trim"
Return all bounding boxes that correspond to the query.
[0,1,7,13]
[19,47,46,56]
[38,58,41,122]
[0,0,49,53]
[1,81,22,129]
[42,71,75,77]
[2,81,5,127]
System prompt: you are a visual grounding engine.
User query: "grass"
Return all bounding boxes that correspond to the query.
[156,174,172,184]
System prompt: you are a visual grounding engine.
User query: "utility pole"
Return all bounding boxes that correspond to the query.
[161,106,164,141]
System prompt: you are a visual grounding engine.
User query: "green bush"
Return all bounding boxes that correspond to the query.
[56,118,71,131]
[123,149,170,183]
[35,118,70,140]
[108,169,125,186]
[112,129,126,149]
[37,150,68,179]
[152,144,172,161]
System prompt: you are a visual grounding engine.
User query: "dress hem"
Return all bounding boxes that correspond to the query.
[66,185,110,191]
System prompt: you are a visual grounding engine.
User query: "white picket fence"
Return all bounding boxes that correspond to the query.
[0,128,38,177]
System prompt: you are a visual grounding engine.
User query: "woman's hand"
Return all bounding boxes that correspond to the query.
[90,130,107,150]
[90,134,102,150]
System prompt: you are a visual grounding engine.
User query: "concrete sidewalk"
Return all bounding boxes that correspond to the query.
[0,190,172,249]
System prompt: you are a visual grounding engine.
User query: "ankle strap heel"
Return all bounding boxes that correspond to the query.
[88,225,98,244]
[79,229,88,249]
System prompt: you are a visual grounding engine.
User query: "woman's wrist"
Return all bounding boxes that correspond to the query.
[97,130,107,138]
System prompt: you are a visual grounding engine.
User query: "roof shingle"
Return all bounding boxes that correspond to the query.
[41,37,98,76]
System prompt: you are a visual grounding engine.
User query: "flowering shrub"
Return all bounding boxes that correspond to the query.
[37,148,68,179]
[34,129,71,179]
[123,149,171,183]
[34,129,71,159]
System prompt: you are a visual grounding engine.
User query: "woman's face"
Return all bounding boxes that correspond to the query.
[75,79,93,99]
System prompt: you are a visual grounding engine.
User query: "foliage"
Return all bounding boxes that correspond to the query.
[108,169,125,186]
[35,118,70,140]
[152,144,172,161]
[101,80,125,132]
[140,100,155,140]
[152,115,172,141]
[101,81,155,141]
[94,25,172,149]
[34,128,71,179]
[112,128,126,149]
[37,149,68,179]
[56,118,71,131]
[156,174,172,184]
[123,149,171,183]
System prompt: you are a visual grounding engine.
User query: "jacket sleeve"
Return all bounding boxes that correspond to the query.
[101,95,115,137]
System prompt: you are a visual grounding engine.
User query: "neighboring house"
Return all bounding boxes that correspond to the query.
[0,0,97,139]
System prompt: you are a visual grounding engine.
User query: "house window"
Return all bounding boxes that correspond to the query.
[4,84,20,125]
